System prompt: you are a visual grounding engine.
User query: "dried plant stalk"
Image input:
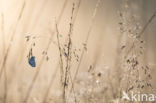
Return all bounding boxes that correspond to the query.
[71,0,101,93]
[23,0,69,103]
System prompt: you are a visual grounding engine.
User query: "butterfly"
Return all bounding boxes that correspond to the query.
[28,56,36,67]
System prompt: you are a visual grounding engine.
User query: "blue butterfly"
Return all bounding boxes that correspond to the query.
[28,56,36,67]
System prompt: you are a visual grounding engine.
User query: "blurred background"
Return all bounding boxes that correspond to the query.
[0,0,156,103]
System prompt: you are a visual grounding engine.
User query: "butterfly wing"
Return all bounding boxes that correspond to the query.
[29,56,36,67]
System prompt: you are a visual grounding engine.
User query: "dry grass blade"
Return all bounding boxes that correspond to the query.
[42,65,59,103]
[138,9,156,38]
[56,23,64,83]
[67,0,101,102]
[62,3,75,103]
[70,0,101,93]
[124,9,156,60]
[1,13,5,57]
[0,1,26,81]
[42,1,82,103]
[23,0,69,103]
[0,12,7,103]
[0,2,26,103]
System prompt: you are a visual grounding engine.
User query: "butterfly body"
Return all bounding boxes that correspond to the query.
[28,56,36,67]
